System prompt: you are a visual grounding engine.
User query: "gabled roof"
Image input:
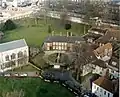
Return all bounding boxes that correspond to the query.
[95,29,120,43]
[108,56,119,69]
[92,59,107,68]
[44,36,85,43]
[93,77,114,93]
[93,43,112,56]
[0,39,27,52]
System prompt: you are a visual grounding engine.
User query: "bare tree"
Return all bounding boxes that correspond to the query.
[60,8,69,25]
[83,1,106,25]
[72,42,88,81]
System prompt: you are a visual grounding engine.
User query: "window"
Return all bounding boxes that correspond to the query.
[62,43,64,45]
[100,89,102,92]
[108,93,110,97]
[56,42,58,45]
[53,42,55,45]
[97,87,99,90]
[11,53,16,59]
[104,91,106,95]
[18,51,23,58]
[5,55,9,61]
[94,85,96,89]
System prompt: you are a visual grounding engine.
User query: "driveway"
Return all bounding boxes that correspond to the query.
[41,69,82,95]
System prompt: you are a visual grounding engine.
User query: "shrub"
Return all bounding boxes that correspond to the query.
[2,19,17,31]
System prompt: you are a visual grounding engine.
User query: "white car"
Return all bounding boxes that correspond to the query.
[4,74,11,77]
[14,73,19,76]
[20,73,28,77]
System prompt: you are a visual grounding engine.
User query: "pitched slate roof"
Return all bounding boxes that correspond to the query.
[93,77,114,93]
[92,59,107,68]
[95,29,120,43]
[44,36,85,43]
[108,56,119,70]
[0,39,27,52]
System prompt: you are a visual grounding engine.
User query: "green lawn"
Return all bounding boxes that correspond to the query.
[11,64,39,72]
[0,77,74,97]
[1,18,90,47]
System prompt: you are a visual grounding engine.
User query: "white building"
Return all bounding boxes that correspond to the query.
[92,76,114,97]
[0,39,29,72]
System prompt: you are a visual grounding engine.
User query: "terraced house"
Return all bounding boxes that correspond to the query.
[0,39,29,72]
[43,35,85,51]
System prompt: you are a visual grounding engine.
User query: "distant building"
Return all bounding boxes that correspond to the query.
[92,76,114,97]
[95,28,120,44]
[106,1,120,25]
[0,39,29,72]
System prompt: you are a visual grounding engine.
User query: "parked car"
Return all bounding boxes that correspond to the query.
[20,73,28,77]
[14,73,19,76]
[4,73,11,77]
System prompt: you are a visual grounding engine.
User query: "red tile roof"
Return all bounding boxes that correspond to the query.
[93,76,114,93]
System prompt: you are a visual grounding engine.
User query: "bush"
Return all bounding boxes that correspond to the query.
[2,19,17,31]
[65,24,71,30]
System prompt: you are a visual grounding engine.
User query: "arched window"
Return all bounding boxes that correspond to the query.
[18,51,23,58]
[11,53,16,59]
[5,55,9,61]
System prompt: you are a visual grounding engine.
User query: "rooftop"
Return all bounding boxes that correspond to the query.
[0,39,27,52]
[93,43,112,56]
[92,59,107,68]
[108,56,119,69]
[93,76,114,93]
[44,36,85,43]
[88,27,107,35]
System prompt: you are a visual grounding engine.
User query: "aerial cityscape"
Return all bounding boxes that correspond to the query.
[0,0,119,97]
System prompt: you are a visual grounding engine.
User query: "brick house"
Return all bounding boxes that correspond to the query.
[42,36,85,51]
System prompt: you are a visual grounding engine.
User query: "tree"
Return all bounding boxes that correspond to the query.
[72,43,88,82]
[2,19,16,31]
[60,9,69,25]
[48,24,52,33]
[65,23,71,30]
[83,1,106,25]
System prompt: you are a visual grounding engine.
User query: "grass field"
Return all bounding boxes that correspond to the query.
[1,18,90,47]
[11,64,39,72]
[0,77,74,97]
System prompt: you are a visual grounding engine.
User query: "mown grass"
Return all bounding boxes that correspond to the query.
[0,77,74,97]
[1,18,90,47]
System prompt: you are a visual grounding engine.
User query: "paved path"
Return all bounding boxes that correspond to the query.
[41,69,82,94]
[43,50,69,66]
